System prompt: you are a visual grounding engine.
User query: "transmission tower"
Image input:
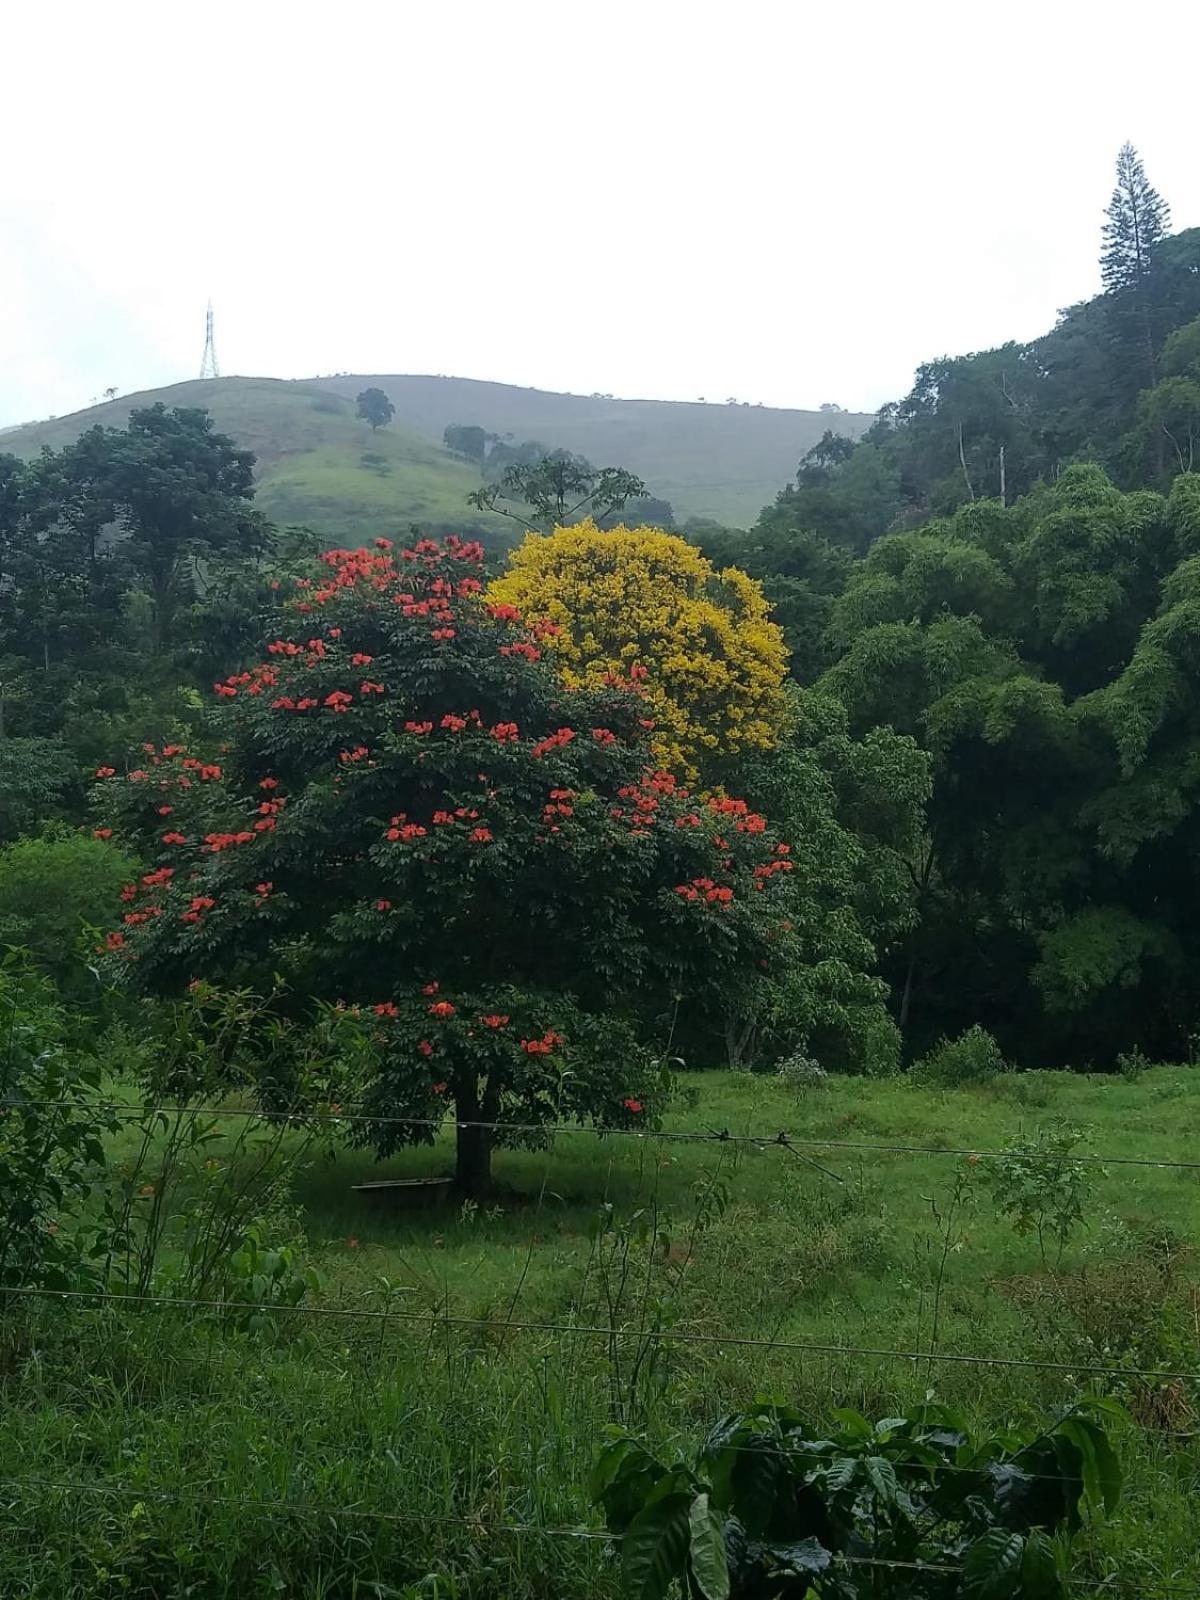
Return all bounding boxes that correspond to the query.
[198,301,220,379]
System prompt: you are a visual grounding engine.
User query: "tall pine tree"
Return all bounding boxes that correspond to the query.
[1101,143,1171,386]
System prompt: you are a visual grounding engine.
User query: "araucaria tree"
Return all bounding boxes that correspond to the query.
[1102,142,1171,386]
[94,537,804,1197]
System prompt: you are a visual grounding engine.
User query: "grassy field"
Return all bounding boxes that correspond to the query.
[0,375,873,536]
[3,1066,1200,1597]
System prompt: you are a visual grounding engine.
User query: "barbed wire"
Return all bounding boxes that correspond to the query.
[8,1097,1200,1170]
[6,1283,1200,1385]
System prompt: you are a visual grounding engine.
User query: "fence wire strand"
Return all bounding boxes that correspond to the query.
[9,1097,1200,1170]
[6,1282,1200,1385]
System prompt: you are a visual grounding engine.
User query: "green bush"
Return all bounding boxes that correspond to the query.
[0,832,137,991]
[911,1024,1008,1086]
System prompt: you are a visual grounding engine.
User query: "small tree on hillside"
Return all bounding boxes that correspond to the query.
[469,449,645,532]
[443,424,492,463]
[356,387,395,432]
[94,536,804,1197]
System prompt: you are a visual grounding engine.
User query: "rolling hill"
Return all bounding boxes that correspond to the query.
[0,375,873,542]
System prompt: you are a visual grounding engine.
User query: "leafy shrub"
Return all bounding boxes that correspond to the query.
[988,1122,1097,1271]
[0,831,136,992]
[775,1050,827,1090]
[0,954,118,1289]
[1116,1044,1152,1079]
[592,1396,1124,1599]
[911,1024,1008,1086]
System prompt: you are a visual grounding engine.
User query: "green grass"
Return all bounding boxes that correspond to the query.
[3,1067,1200,1596]
[1,375,874,535]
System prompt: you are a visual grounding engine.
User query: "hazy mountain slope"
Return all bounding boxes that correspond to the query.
[1,374,873,537]
[314,374,873,526]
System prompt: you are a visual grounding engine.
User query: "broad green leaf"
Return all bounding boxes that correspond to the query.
[864,1456,900,1507]
[1058,1418,1122,1516]
[1021,1529,1064,1598]
[621,1491,692,1600]
[687,1494,729,1600]
[963,1529,1026,1599]
[761,1537,831,1576]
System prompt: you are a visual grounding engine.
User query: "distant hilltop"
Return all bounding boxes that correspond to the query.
[0,375,872,542]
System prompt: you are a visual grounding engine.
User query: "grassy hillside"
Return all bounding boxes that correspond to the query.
[2,375,873,540]
[0,378,513,547]
[316,373,874,527]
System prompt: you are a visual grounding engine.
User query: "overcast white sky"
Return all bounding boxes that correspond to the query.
[2,0,1198,429]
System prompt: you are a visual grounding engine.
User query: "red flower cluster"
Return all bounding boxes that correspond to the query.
[95,766,116,779]
[340,746,370,764]
[162,831,188,846]
[752,843,795,890]
[205,830,255,853]
[351,652,373,666]
[429,1000,456,1019]
[623,1098,643,1113]
[431,627,456,642]
[486,603,522,623]
[360,680,385,695]
[521,1029,565,1056]
[386,812,427,842]
[143,867,174,887]
[93,827,113,841]
[375,1001,400,1019]
[490,722,519,742]
[675,878,734,906]
[500,641,540,661]
[324,690,353,713]
[181,894,216,925]
[469,826,493,843]
[405,720,434,736]
[418,1040,433,1057]
[591,728,617,745]
[480,1014,510,1029]
[531,727,575,759]
[376,899,392,912]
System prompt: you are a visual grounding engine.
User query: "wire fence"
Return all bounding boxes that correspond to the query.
[10,1097,1200,1170]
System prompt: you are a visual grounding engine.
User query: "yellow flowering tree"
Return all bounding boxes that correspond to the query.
[488,520,787,776]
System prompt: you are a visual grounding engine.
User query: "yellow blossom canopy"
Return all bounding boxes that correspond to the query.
[488,520,787,776]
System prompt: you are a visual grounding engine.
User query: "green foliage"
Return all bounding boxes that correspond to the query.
[0,832,136,989]
[91,537,816,1193]
[469,447,647,533]
[988,1124,1097,1271]
[592,1397,1123,1598]
[356,386,395,431]
[912,1025,1009,1087]
[0,736,80,840]
[0,954,118,1289]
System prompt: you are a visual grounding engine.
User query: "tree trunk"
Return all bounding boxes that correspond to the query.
[455,1120,492,1201]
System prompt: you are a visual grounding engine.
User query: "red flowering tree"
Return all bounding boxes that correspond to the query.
[93,536,801,1197]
